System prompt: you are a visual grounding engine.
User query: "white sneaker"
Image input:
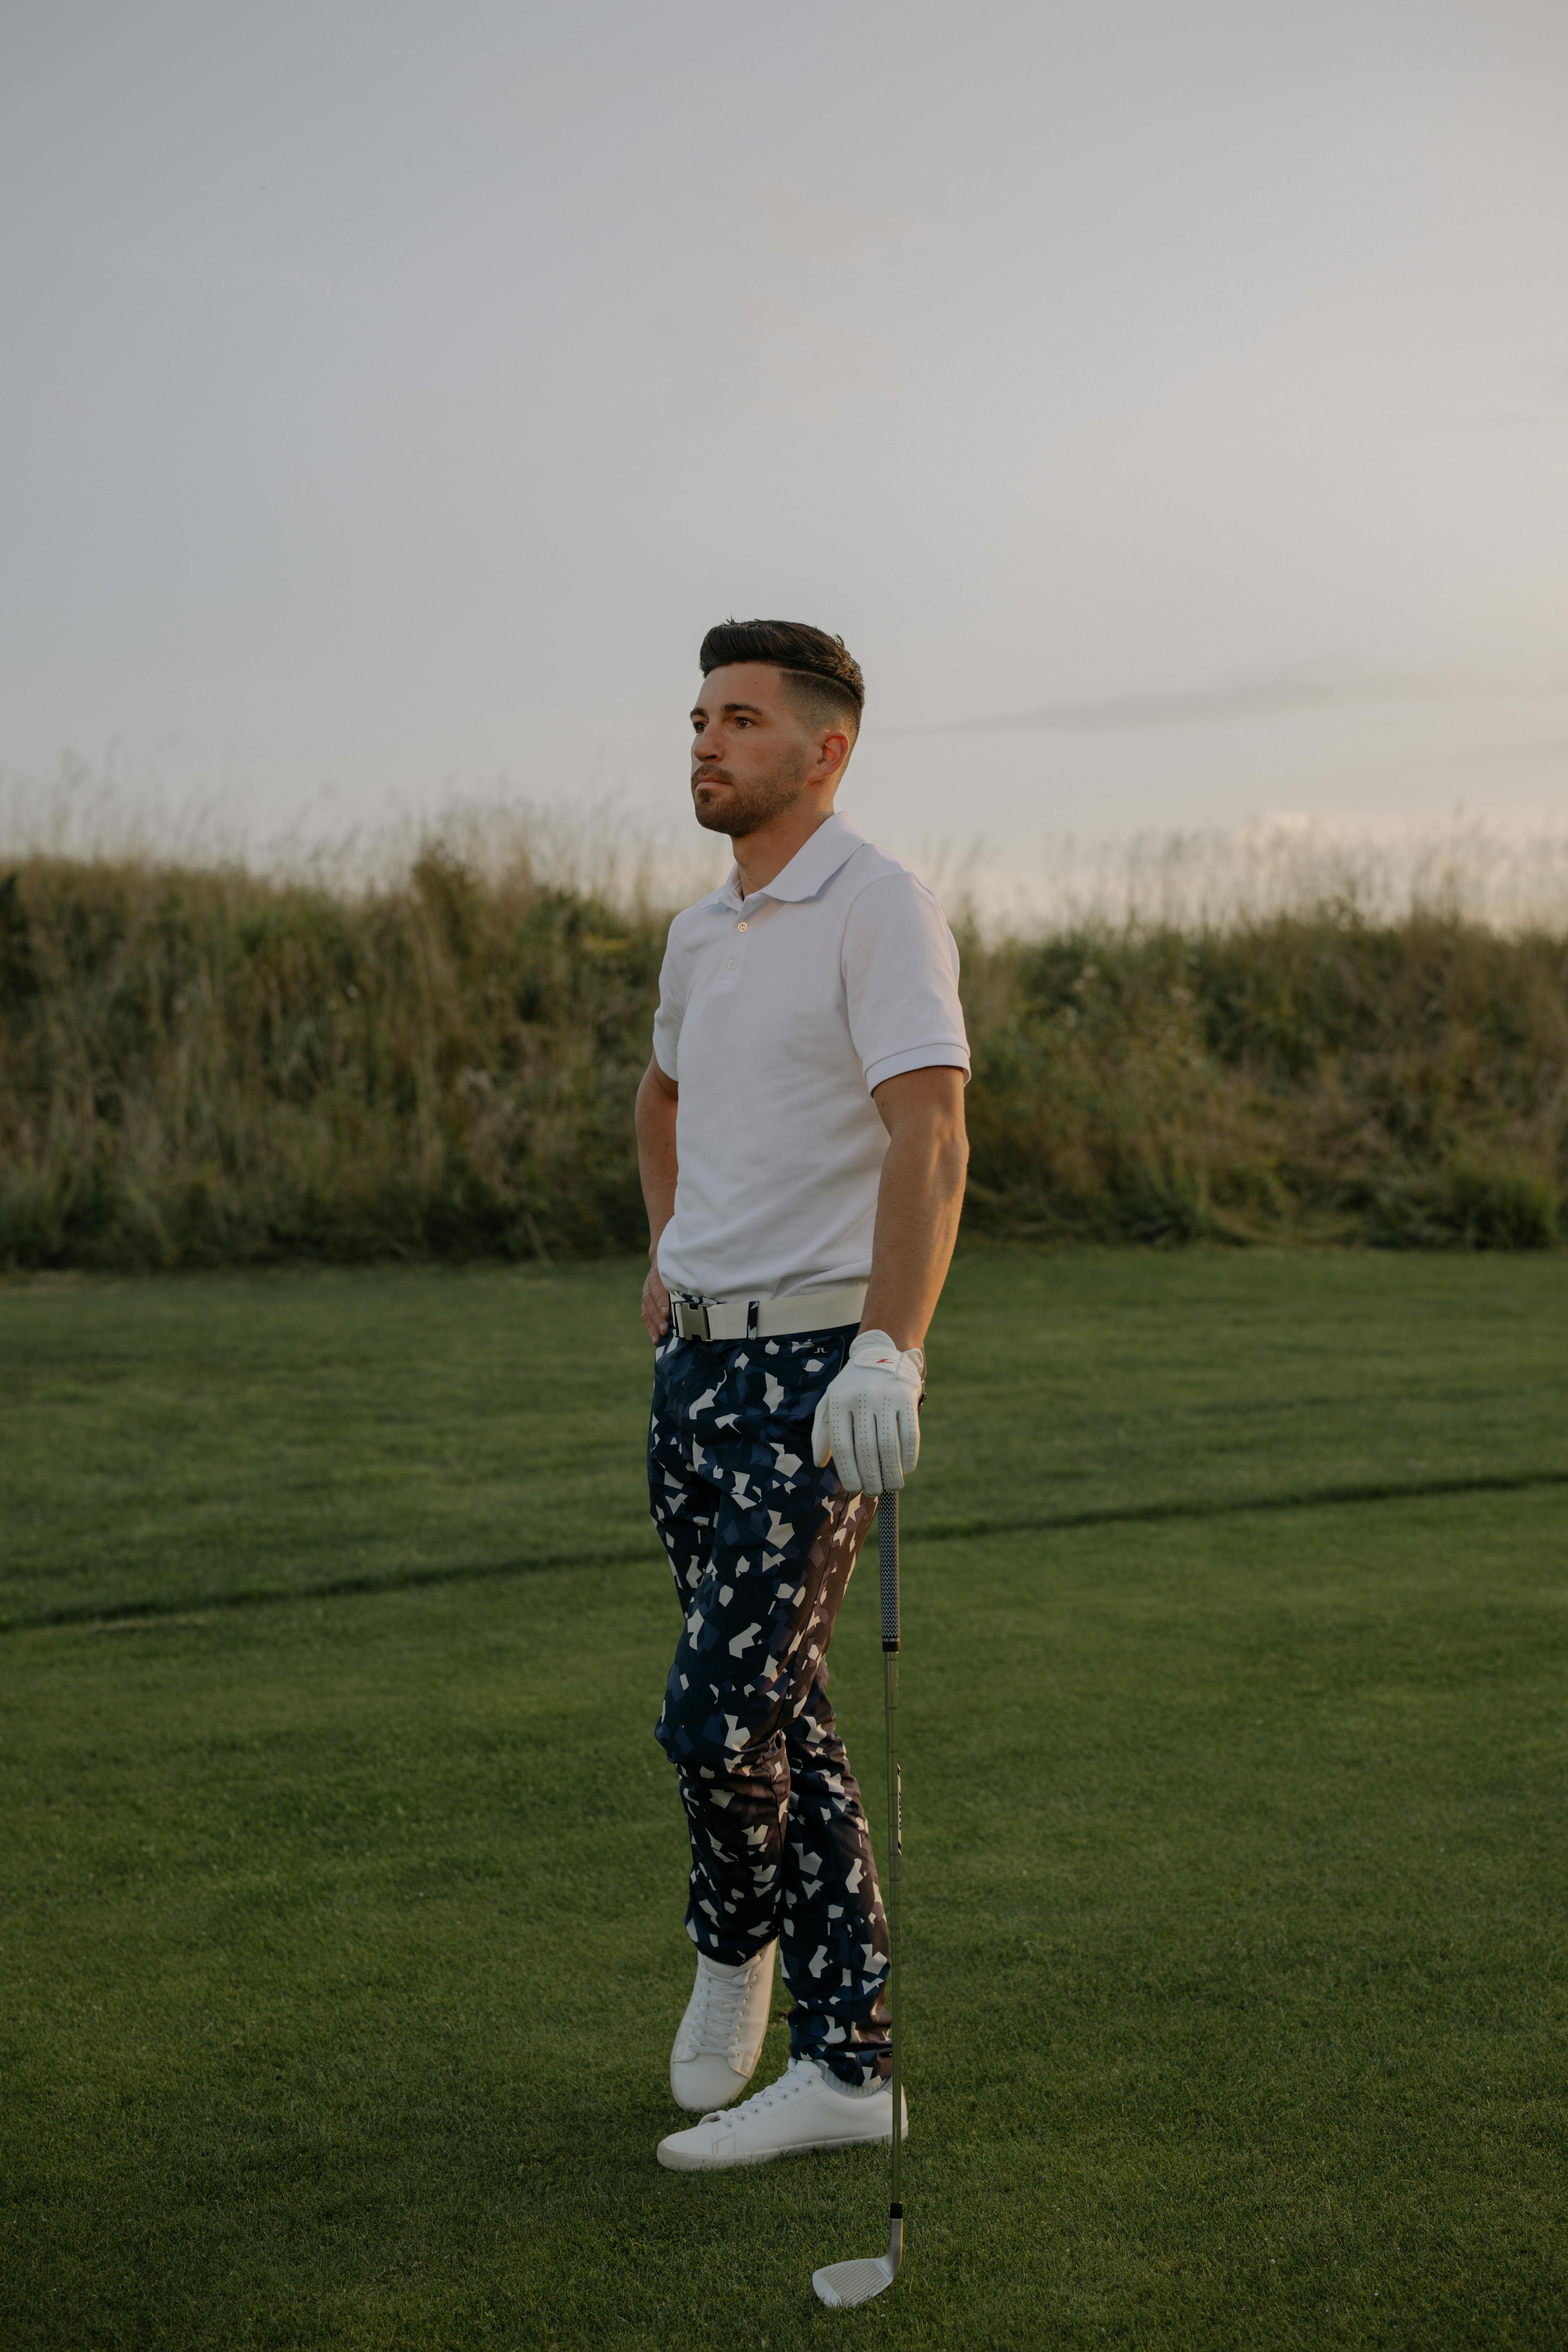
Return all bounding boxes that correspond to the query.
[657,2056,908,2171]
[669,1942,777,2113]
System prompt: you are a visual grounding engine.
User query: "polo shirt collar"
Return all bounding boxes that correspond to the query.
[718,814,864,909]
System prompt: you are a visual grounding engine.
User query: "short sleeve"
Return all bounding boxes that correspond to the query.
[840,872,971,1097]
[651,921,687,1081]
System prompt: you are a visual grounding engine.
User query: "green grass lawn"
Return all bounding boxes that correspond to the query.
[2,1249,1565,2349]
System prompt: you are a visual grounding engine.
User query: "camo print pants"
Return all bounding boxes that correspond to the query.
[649,1323,892,2086]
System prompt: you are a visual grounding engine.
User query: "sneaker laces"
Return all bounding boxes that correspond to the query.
[701,2055,817,2126]
[677,1953,762,2059]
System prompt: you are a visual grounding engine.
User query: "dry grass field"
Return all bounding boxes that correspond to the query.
[1,841,1564,1270]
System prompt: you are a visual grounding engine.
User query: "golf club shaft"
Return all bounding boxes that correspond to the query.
[878,1491,902,2222]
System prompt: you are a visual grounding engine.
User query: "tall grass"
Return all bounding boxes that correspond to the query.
[1,838,1564,1269]
[962,915,1566,1247]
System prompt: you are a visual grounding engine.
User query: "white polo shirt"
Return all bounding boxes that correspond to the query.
[651,813,970,1301]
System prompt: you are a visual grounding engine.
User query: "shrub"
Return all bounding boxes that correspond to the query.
[0,850,1564,1268]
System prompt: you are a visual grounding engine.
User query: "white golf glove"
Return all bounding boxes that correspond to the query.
[811,1330,926,1496]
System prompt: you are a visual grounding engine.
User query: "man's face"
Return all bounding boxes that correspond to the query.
[689,663,817,839]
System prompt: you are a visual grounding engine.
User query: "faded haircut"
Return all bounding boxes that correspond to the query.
[699,618,864,738]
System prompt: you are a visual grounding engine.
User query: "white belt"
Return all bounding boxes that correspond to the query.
[669,1283,867,1343]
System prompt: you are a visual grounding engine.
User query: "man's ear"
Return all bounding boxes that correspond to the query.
[818,729,851,781]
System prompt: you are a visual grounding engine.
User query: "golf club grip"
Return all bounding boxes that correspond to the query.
[878,1492,900,1650]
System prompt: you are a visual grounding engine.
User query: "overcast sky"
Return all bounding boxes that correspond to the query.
[2,0,1565,881]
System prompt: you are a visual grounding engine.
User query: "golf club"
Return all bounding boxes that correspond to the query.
[811,1486,904,2309]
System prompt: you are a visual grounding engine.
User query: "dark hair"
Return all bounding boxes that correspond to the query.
[699,617,864,736]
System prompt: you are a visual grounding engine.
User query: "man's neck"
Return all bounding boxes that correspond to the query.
[731,804,836,899]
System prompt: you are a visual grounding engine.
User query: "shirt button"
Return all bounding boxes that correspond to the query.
[737,920,748,932]
[726,958,737,971]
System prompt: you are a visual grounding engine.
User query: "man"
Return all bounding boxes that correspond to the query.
[636,617,969,2172]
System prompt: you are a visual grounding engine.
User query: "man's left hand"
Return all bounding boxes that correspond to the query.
[642,1262,671,1343]
[811,1330,925,1494]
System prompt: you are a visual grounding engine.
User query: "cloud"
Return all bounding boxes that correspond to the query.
[602,289,898,476]
[1461,736,1568,767]
[1454,408,1568,433]
[733,180,926,267]
[888,661,1568,737]
[678,178,928,270]
[1452,357,1568,433]
[592,175,918,477]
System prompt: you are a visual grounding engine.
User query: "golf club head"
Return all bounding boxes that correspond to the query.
[811,2214,902,2308]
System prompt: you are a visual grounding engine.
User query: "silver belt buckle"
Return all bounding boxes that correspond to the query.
[676,1297,710,1342]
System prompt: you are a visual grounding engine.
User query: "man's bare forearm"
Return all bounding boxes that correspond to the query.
[636,1059,679,1253]
[859,1066,968,1352]
[636,1057,679,1340]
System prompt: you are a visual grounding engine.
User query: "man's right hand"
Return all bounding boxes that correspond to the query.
[642,1261,671,1343]
[811,1330,924,1493]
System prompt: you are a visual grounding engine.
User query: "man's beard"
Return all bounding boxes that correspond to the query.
[691,753,810,838]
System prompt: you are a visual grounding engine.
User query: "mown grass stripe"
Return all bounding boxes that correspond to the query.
[905,1464,1568,1546]
[4,1542,659,1637]
[9,1465,1566,1638]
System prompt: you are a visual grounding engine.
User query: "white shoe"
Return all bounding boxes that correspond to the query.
[657,2056,908,2171]
[669,1942,777,2113]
